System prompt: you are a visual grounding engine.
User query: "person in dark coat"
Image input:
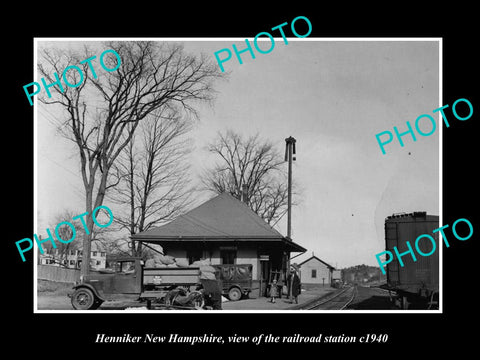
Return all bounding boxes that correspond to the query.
[287,264,301,304]
[200,279,222,310]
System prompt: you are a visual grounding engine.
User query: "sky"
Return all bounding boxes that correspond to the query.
[36,39,440,268]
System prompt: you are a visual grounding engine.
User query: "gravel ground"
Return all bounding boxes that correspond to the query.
[221,286,336,310]
[37,280,75,310]
[37,279,339,311]
[37,294,74,310]
[37,293,146,310]
[37,286,338,311]
[346,286,395,310]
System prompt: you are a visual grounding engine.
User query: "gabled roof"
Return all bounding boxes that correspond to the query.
[132,192,285,240]
[298,255,335,270]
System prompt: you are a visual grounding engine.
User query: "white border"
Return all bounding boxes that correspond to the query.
[33,37,443,314]
[33,38,39,304]
[438,38,443,314]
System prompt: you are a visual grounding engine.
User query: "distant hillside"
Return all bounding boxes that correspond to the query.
[341,264,386,284]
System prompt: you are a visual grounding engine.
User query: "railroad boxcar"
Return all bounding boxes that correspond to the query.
[384,211,439,309]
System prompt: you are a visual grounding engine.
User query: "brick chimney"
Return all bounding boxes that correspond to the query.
[241,184,248,204]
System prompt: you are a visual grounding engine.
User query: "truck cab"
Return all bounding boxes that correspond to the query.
[70,256,143,310]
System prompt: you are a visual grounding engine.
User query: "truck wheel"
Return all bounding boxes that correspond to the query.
[71,287,97,310]
[228,287,242,301]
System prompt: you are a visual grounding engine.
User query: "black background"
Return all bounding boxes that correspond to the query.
[6,3,478,355]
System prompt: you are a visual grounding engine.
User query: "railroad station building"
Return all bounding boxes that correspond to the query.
[132,192,306,296]
[297,254,335,286]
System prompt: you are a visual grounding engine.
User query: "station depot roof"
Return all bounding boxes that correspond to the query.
[132,192,306,253]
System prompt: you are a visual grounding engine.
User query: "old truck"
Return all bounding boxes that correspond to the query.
[214,264,253,301]
[70,256,209,310]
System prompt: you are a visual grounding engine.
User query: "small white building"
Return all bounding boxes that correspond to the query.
[298,255,335,286]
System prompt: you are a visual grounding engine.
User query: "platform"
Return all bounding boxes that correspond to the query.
[221,286,336,310]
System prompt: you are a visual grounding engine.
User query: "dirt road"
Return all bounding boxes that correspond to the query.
[37,294,73,310]
[37,294,143,310]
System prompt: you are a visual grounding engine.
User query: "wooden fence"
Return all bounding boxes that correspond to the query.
[38,265,80,283]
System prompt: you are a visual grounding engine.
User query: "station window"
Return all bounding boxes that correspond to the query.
[220,249,237,265]
[312,269,317,278]
[187,249,203,265]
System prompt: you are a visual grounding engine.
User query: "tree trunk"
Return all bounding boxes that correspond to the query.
[128,143,137,257]
[80,183,97,277]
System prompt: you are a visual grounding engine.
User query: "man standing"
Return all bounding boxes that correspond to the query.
[200,278,223,310]
[287,264,301,304]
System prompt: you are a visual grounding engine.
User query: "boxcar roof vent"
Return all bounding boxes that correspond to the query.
[388,211,427,220]
[413,211,427,217]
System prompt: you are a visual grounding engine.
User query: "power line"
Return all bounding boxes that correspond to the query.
[37,153,85,201]
[38,106,61,127]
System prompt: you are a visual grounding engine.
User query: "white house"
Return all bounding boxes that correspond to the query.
[38,241,107,270]
[298,255,335,286]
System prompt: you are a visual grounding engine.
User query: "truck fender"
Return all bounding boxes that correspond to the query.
[73,283,105,301]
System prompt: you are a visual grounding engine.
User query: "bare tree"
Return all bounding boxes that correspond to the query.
[38,41,223,275]
[41,209,100,268]
[202,130,294,226]
[93,236,131,259]
[108,107,194,256]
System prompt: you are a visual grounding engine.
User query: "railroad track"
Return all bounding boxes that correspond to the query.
[294,286,357,310]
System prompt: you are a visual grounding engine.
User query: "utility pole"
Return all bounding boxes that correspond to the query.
[284,136,296,285]
[284,136,296,239]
